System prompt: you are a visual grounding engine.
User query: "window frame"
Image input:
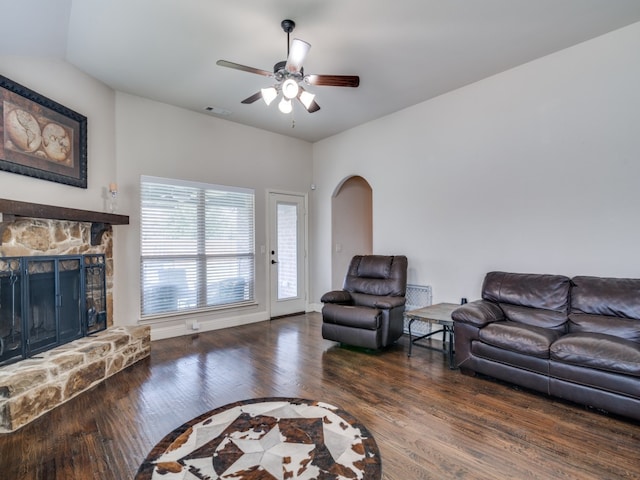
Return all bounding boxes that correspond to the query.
[139,175,256,318]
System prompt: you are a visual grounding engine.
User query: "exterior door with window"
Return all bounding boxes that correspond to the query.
[268,192,306,318]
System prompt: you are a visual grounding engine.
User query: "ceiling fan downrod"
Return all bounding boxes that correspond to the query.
[281,19,296,57]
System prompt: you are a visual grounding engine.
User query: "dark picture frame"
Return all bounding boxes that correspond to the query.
[0,75,87,188]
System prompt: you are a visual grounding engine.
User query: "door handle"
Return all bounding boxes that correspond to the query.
[271,260,278,264]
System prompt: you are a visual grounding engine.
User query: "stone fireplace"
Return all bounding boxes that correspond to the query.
[0,200,150,433]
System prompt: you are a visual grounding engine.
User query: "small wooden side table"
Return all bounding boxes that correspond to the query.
[405,302,459,369]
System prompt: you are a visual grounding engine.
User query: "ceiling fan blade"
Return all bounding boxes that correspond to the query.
[285,39,311,73]
[305,74,360,88]
[216,60,273,78]
[241,91,263,104]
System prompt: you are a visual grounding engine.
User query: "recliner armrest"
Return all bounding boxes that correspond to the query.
[321,290,353,304]
[374,296,406,309]
[452,300,504,327]
[350,292,406,310]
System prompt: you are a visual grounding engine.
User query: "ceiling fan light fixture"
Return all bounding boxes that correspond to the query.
[261,86,278,105]
[299,90,316,109]
[282,79,299,99]
[286,38,311,72]
[278,97,293,114]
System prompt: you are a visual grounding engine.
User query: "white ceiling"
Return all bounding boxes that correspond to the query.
[3,0,640,143]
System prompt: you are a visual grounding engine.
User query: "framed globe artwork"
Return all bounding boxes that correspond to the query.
[0,75,87,188]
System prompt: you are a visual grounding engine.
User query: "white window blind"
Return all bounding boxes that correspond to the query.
[140,175,255,317]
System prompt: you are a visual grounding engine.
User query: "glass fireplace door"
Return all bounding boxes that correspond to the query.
[58,258,83,344]
[25,257,82,356]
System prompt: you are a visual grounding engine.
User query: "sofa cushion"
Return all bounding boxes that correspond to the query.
[569,313,640,342]
[550,333,640,377]
[479,321,563,358]
[482,271,570,312]
[472,341,551,375]
[571,276,640,320]
[321,304,381,330]
[500,304,567,331]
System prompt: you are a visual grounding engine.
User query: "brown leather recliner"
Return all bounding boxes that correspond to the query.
[321,255,408,349]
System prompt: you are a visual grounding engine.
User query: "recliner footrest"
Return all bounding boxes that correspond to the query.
[322,303,381,330]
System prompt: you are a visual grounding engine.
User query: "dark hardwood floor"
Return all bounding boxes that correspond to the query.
[1,312,639,479]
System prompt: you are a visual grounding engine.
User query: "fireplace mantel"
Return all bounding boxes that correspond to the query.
[0,198,129,245]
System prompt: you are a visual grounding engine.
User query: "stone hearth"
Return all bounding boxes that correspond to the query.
[0,325,150,433]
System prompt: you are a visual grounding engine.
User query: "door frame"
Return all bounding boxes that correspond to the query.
[267,190,309,318]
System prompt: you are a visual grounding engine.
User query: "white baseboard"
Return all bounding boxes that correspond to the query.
[307,303,323,313]
[149,311,269,341]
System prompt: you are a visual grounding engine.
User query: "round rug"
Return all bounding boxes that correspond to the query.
[135,397,382,480]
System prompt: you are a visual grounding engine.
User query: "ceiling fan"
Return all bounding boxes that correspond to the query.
[216,19,360,114]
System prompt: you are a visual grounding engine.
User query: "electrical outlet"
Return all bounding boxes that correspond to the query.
[192,320,200,330]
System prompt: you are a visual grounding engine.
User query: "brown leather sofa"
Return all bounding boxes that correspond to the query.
[321,255,407,349]
[453,271,640,421]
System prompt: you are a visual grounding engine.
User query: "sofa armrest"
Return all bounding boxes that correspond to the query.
[452,300,504,327]
[321,290,353,304]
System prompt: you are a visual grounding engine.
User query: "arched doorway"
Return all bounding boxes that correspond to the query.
[331,176,373,289]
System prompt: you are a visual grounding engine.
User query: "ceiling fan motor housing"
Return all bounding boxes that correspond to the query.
[281,19,295,33]
[273,60,304,81]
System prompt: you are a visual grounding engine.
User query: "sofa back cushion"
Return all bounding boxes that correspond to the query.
[482,271,570,330]
[569,276,640,341]
[571,276,640,319]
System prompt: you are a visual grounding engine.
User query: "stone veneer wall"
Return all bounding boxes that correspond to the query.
[0,325,150,433]
[0,218,115,326]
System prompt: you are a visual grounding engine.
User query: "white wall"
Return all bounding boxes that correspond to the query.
[311,22,640,306]
[113,93,313,338]
[0,57,116,211]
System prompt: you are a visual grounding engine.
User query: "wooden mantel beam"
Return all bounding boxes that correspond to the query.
[0,198,129,246]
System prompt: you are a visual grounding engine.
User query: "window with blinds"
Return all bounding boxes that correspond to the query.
[140,175,255,317]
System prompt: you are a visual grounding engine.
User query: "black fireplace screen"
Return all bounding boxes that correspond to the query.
[0,254,106,366]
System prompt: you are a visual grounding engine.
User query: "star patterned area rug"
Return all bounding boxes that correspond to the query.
[135,397,382,480]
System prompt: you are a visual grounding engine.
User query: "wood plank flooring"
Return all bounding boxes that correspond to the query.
[1,312,639,479]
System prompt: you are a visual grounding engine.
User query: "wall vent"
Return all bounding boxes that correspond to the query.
[404,284,432,335]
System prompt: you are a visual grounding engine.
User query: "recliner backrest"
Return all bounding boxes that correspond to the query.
[343,255,407,297]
